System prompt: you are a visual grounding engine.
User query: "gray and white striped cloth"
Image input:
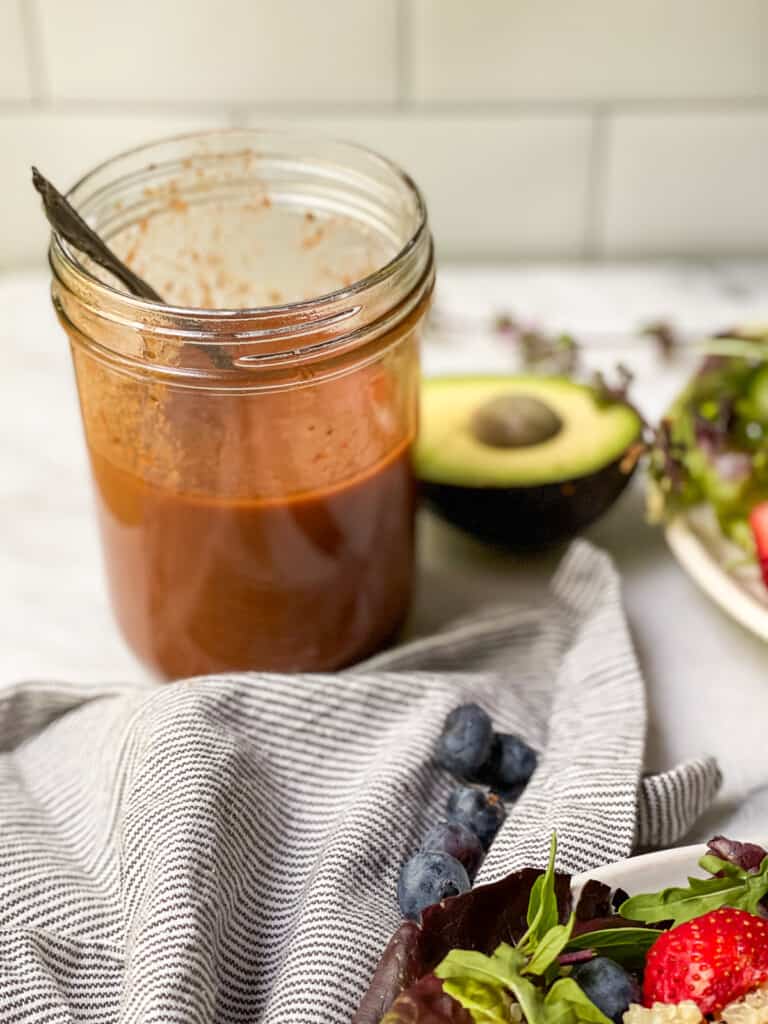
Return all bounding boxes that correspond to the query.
[0,541,720,1023]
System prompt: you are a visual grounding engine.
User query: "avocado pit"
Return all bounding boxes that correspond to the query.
[470,393,564,448]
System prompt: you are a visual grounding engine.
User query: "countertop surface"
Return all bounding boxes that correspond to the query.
[4,263,768,831]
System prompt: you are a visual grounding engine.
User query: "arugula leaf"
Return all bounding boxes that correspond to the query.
[521,835,560,952]
[564,927,659,967]
[544,978,612,1024]
[441,979,513,1024]
[733,863,768,915]
[620,857,768,926]
[525,915,575,976]
[698,854,747,879]
[621,875,745,925]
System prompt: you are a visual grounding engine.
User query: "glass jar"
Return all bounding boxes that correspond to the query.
[49,130,434,679]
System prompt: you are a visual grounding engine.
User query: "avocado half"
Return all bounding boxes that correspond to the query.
[415,375,642,550]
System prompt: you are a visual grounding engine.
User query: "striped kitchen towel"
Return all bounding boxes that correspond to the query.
[0,541,720,1024]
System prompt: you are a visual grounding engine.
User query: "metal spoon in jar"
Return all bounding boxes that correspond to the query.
[31,167,232,369]
[32,167,163,302]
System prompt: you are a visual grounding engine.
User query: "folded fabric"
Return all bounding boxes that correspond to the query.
[0,541,720,1024]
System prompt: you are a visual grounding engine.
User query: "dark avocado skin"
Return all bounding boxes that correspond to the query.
[421,452,636,550]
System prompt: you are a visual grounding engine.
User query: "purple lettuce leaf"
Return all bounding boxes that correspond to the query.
[693,398,735,454]
[574,880,612,922]
[707,835,768,875]
[355,921,423,1024]
[641,320,681,362]
[380,974,474,1024]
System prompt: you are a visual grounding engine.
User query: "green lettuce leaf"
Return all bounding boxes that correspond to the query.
[436,944,540,1024]
[564,926,659,967]
[441,979,514,1024]
[525,915,575,976]
[520,835,559,953]
[435,940,612,1024]
[544,978,612,1024]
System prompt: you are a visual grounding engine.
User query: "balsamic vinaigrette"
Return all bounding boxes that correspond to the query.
[37,134,433,678]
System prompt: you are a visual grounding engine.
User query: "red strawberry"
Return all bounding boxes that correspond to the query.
[750,501,768,588]
[643,908,768,1015]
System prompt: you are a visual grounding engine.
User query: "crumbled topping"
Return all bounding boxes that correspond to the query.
[720,984,768,1024]
[623,986,768,1024]
[624,1002,704,1024]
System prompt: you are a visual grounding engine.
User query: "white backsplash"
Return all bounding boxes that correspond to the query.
[2,0,768,267]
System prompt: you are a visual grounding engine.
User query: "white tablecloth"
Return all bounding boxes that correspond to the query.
[3,263,767,832]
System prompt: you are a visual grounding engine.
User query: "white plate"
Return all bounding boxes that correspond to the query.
[665,507,768,641]
[573,838,767,899]
[572,842,705,901]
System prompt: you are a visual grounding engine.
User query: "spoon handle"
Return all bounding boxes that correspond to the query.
[32,166,163,303]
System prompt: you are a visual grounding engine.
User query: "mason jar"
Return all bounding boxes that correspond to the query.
[49,129,434,679]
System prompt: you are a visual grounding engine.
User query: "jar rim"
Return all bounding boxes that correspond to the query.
[49,127,430,323]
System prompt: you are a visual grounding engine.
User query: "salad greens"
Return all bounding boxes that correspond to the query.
[648,335,768,553]
[434,838,612,1024]
[619,851,768,927]
[355,865,572,1024]
[438,950,612,1024]
[364,834,768,1024]
[429,836,663,1024]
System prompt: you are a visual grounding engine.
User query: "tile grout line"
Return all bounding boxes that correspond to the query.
[395,0,413,108]
[3,97,768,119]
[583,105,611,260]
[18,0,49,104]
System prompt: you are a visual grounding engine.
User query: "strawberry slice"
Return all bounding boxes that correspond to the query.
[643,908,768,1015]
[750,501,768,588]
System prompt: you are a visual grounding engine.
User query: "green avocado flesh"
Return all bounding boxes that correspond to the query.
[415,376,641,488]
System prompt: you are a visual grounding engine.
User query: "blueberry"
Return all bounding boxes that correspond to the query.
[571,957,641,1024]
[436,703,494,780]
[478,734,538,797]
[397,851,471,921]
[446,785,506,850]
[421,819,484,881]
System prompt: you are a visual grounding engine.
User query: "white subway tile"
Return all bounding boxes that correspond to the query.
[36,0,397,104]
[0,112,228,269]
[243,113,592,258]
[0,1,32,99]
[411,0,768,102]
[600,110,768,257]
